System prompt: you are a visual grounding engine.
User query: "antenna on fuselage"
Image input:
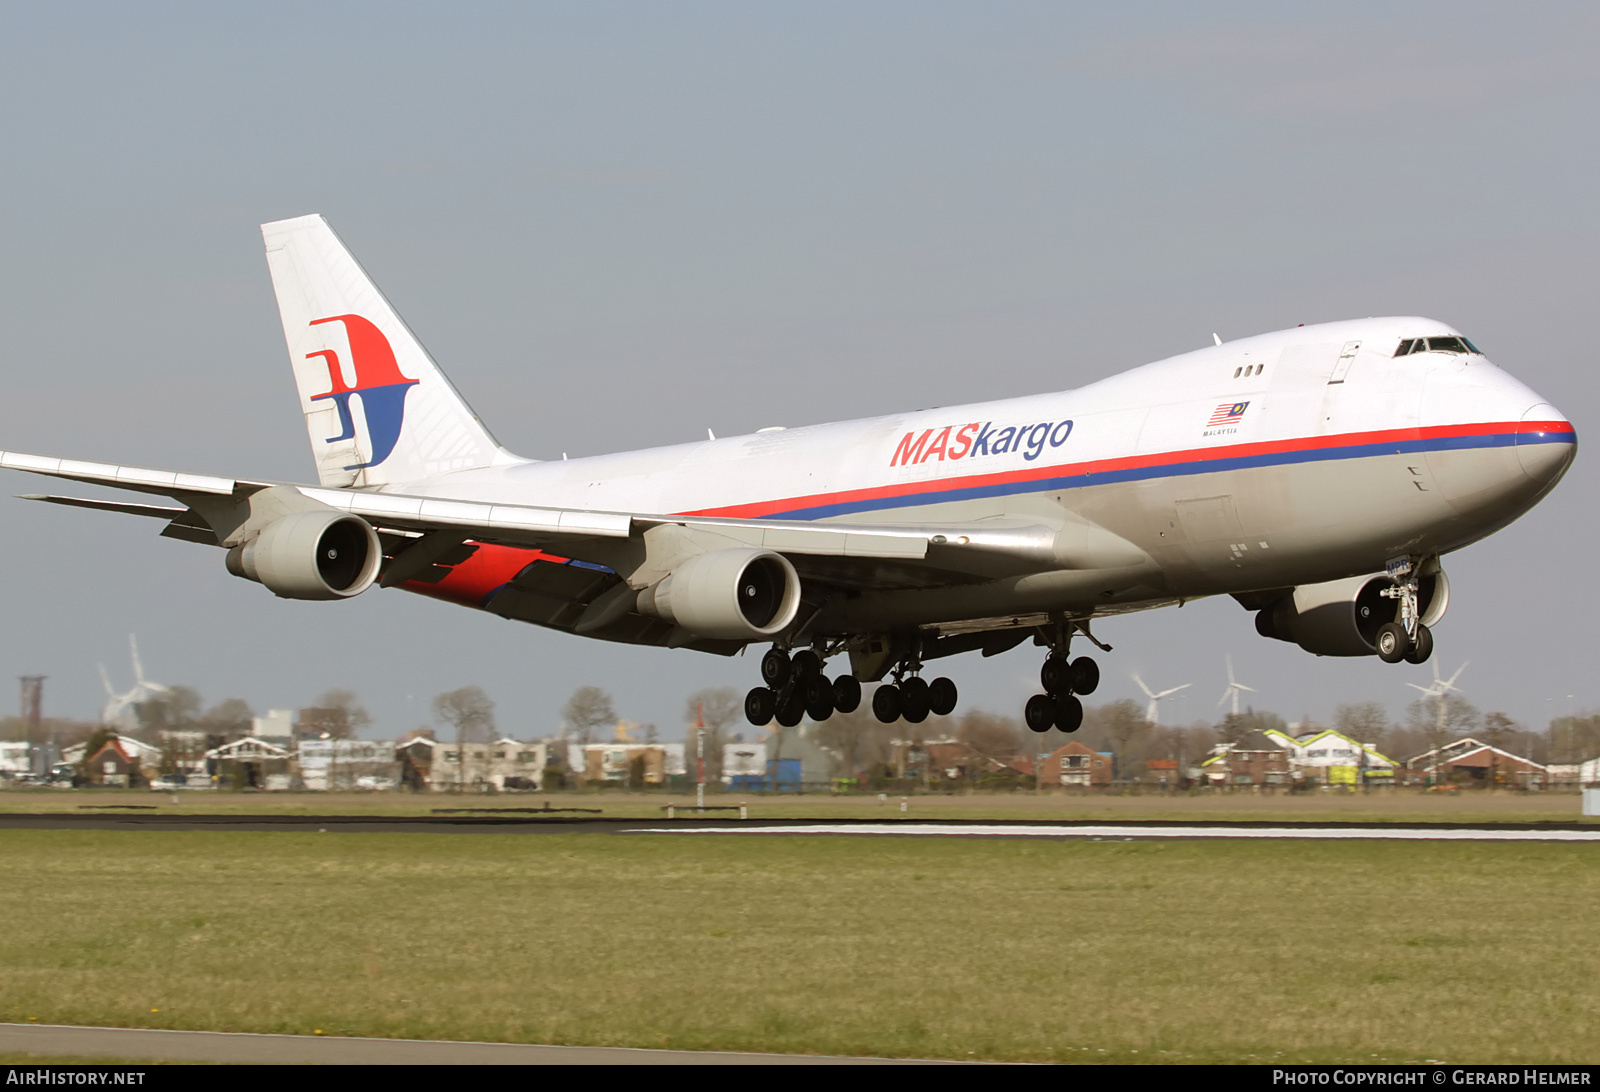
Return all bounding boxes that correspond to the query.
[1212,333,1222,346]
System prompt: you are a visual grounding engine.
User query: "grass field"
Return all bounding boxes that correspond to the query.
[2,786,1593,825]
[1,828,1597,1063]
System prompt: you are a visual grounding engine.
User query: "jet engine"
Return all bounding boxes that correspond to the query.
[635,547,801,640]
[1254,570,1449,657]
[225,510,382,600]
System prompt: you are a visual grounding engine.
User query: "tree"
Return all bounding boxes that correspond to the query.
[955,711,1022,764]
[434,686,497,790]
[1335,702,1390,749]
[1101,699,1150,778]
[562,686,615,747]
[199,698,254,738]
[812,706,897,781]
[134,685,201,737]
[300,689,372,739]
[1406,694,1479,745]
[682,687,741,784]
[1546,714,1600,764]
[1480,711,1519,750]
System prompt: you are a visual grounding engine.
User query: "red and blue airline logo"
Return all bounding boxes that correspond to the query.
[305,315,419,470]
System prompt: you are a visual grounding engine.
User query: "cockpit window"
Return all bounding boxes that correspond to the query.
[1393,336,1481,357]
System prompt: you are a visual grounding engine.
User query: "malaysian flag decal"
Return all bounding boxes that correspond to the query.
[1208,401,1249,426]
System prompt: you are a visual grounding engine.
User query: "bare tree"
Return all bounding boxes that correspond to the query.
[301,689,372,739]
[434,686,497,790]
[133,685,201,739]
[563,686,616,746]
[1335,702,1390,749]
[684,688,741,734]
[1480,711,1519,750]
[812,706,896,781]
[955,711,1022,763]
[1100,698,1150,779]
[199,698,254,738]
[1546,714,1600,764]
[682,687,740,783]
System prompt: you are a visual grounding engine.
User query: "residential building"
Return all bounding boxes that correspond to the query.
[62,734,162,771]
[1264,728,1397,786]
[0,741,30,777]
[424,738,551,791]
[1039,741,1113,788]
[298,738,399,790]
[722,740,767,785]
[581,742,680,786]
[1406,738,1548,788]
[1200,730,1292,788]
[205,736,293,789]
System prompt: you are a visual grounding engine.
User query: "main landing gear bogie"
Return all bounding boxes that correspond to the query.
[1026,651,1099,735]
[746,644,961,727]
[870,674,957,724]
[746,647,864,727]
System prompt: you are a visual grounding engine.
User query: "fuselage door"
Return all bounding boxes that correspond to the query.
[1327,340,1361,384]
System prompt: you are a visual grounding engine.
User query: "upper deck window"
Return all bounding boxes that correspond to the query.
[1393,336,1482,357]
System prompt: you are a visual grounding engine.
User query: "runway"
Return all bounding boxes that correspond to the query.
[0,1023,951,1065]
[2,812,1597,839]
[622,822,1600,841]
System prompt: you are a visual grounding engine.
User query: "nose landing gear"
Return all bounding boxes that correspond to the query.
[1377,557,1434,665]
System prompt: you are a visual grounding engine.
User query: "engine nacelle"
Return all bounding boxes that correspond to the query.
[1255,570,1449,657]
[225,510,382,600]
[635,548,801,640]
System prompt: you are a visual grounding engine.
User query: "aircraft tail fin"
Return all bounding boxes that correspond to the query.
[261,214,521,489]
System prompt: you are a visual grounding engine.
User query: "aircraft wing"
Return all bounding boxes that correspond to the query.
[3,450,1140,593]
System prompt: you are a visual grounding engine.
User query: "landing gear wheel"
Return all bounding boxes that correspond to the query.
[1055,693,1084,733]
[1376,622,1409,664]
[1024,694,1056,733]
[832,675,862,714]
[872,684,903,723]
[776,689,806,728]
[900,677,931,723]
[744,687,776,726]
[804,677,835,722]
[928,677,958,717]
[1041,656,1072,695]
[1069,656,1100,696]
[791,649,823,684]
[761,649,792,688]
[1404,624,1434,665]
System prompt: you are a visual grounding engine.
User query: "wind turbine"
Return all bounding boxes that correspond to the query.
[1133,674,1190,725]
[1216,655,1258,717]
[98,635,169,729]
[1408,660,1468,744]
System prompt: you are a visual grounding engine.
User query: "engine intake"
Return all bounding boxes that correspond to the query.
[1255,570,1449,656]
[225,510,382,600]
[635,548,801,640]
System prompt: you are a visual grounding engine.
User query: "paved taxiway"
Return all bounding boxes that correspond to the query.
[0,1023,952,1065]
[3,813,1597,839]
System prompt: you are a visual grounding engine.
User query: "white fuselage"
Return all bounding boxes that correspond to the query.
[385,316,1575,632]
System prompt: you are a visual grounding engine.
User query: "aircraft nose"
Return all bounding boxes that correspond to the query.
[1516,403,1577,488]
